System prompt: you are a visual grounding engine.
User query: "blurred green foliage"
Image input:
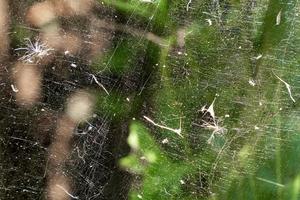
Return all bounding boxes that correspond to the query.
[100,0,300,199]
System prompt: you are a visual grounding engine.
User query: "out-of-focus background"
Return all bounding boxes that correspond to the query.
[1,0,300,200]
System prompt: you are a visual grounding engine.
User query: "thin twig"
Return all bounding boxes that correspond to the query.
[276,10,282,26]
[56,185,79,199]
[186,0,192,11]
[11,84,19,93]
[90,74,109,95]
[143,116,183,138]
[273,72,296,102]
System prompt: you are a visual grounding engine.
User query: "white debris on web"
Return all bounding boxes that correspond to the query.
[254,54,263,60]
[205,119,227,145]
[140,0,154,3]
[206,97,216,123]
[15,38,54,63]
[273,72,296,103]
[200,104,207,112]
[89,74,109,95]
[201,97,227,144]
[70,63,77,68]
[11,84,19,93]
[186,0,192,11]
[56,184,79,199]
[248,79,256,86]
[205,19,212,26]
[143,116,183,138]
[162,138,169,144]
[276,10,282,26]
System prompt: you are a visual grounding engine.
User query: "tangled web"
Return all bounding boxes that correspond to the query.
[1,0,300,200]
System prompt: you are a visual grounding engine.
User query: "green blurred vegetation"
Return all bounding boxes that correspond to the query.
[99,0,300,199]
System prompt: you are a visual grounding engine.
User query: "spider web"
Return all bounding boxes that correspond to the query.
[1,0,300,200]
[0,0,163,199]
